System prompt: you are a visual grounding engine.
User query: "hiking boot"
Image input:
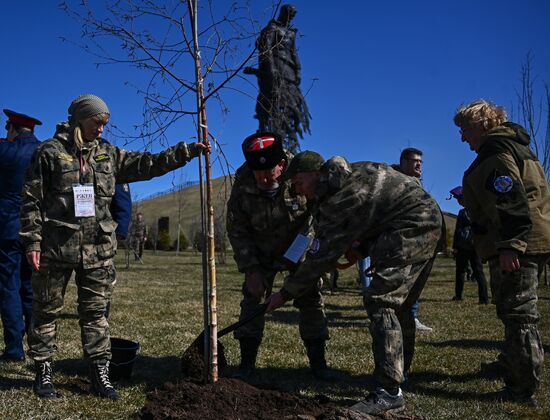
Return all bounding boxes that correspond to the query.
[415,318,433,332]
[233,338,261,381]
[33,360,57,399]
[488,389,539,408]
[304,339,337,381]
[350,388,405,415]
[89,360,119,400]
[480,360,504,378]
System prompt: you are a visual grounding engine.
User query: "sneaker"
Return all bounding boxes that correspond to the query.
[350,388,405,415]
[415,318,433,332]
[33,360,58,399]
[89,360,120,400]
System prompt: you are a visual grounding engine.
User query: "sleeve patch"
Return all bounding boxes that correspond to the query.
[493,175,513,193]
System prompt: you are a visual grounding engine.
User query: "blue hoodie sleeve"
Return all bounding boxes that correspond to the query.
[111,183,132,238]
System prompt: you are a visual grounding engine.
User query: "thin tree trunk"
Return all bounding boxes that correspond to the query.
[188,0,218,383]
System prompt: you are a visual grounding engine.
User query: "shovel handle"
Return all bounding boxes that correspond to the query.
[218,303,268,338]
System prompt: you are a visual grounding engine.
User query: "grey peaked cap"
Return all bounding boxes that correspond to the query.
[68,94,110,124]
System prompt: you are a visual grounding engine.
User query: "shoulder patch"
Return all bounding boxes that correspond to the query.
[58,152,74,161]
[493,175,513,193]
[95,153,110,162]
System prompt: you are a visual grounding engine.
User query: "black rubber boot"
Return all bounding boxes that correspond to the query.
[33,360,57,399]
[304,339,336,380]
[89,360,120,400]
[234,338,261,381]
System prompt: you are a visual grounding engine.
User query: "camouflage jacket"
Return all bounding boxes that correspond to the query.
[20,122,201,268]
[226,162,309,273]
[282,158,442,299]
[463,122,550,259]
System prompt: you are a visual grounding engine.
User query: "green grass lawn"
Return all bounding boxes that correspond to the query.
[0,251,548,419]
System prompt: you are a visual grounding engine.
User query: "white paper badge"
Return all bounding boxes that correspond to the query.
[73,184,96,217]
[284,233,310,263]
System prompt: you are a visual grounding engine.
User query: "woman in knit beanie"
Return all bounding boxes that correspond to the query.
[20,94,209,401]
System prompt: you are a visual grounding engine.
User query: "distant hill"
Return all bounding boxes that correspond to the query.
[133,175,233,243]
[134,177,459,248]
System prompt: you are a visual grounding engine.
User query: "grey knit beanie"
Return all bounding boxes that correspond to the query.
[68,94,110,124]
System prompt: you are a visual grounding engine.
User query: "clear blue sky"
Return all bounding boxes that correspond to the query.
[2,0,549,214]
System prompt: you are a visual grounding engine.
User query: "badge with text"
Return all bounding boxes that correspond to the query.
[73,184,96,217]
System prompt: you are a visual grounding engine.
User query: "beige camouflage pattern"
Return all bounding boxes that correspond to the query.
[283,158,442,389]
[227,162,328,341]
[21,122,201,361]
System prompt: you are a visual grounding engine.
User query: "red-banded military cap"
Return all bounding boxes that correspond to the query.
[3,109,42,129]
[242,131,286,170]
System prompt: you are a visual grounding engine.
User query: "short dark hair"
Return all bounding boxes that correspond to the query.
[400,147,423,162]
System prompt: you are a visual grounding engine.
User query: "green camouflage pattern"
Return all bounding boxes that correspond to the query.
[227,162,328,341]
[21,122,201,362]
[28,262,116,361]
[283,158,442,298]
[282,157,442,389]
[226,162,310,273]
[488,254,548,397]
[20,122,201,269]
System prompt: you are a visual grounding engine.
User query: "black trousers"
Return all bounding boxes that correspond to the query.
[455,248,488,302]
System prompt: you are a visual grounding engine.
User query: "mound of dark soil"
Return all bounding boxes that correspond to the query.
[139,378,413,420]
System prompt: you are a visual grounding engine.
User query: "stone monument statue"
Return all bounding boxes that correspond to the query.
[245,4,310,153]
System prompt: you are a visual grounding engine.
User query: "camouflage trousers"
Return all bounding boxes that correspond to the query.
[488,253,548,398]
[28,260,116,362]
[363,257,436,390]
[234,267,329,342]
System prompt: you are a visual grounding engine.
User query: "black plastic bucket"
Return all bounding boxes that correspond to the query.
[110,337,140,381]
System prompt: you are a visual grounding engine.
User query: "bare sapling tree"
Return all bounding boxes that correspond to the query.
[60,0,281,382]
[515,53,550,179]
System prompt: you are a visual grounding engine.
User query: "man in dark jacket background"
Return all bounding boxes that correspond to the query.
[449,186,488,303]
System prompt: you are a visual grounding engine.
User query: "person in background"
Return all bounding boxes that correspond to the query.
[0,109,41,362]
[454,99,549,406]
[104,180,132,318]
[129,212,147,261]
[393,147,433,332]
[21,94,209,400]
[449,186,488,304]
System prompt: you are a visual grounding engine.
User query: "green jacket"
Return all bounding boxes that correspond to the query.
[462,122,550,260]
[282,158,442,299]
[226,161,309,274]
[20,122,201,268]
